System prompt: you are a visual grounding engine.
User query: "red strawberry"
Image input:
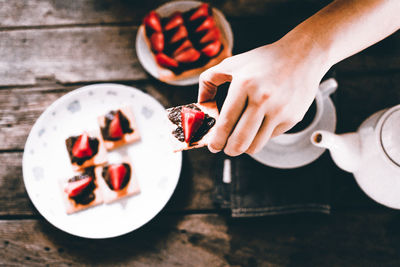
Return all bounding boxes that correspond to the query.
[72,132,93,158]
[199,27,220,44]
[181,107,205,143]
[156,53,179,68]
[150,32,164,52]
[108,112,124,139]
[201,40,221,57]
[64,176,92,197]
[195,16,216,33]
[173,39,193,57]
[143,11,162,32]
[175,48,201,64]
[108,164,127,190]
[189,3,210,21]
[164,12,184,31]
[169,25,188,44]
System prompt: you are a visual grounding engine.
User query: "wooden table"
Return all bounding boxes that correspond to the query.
[1,1,400,266]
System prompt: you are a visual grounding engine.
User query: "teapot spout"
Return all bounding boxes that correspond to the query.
[311,130,361,173]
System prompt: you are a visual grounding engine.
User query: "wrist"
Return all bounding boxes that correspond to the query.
[274,29,333,86]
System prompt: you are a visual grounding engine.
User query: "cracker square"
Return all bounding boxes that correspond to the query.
[166,101,219,152]
[65,129,108,172]
[98,106,141,151]
[60,168,104,215]
[96,158,141,204]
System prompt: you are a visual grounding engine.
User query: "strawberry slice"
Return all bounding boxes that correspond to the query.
[169,25,188,44]
[143,11,162,32]
[64,176,92,197]
[189,3,210,21]
[199,27,220,44]
[150,32,164,52]
[108,164,127,190]
[164,12,184,31]
[156,53,179,68]
[175,48,201,64]
[108,112,124,139]
[195,16,216,33]
[72,132,93,158]
[201,40,221,57]
[181,107,205,143]
[173,39,193,58]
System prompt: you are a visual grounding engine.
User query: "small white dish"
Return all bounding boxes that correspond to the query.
[250,78,338,169]
[23,84,182,239]
[136,0,234,86]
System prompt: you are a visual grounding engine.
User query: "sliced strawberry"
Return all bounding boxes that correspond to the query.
[169,25,188,44]
[173,39,193,58]
[143,11,162,32]
[175,48,201,64]
[164,12,184,31]
[108,112,124,139]
[72,132,93,158]
[201,40,221,57]
[195,16,216,33]
[199,27,220,44]
[108,164,127,190]
[189,3,210,21]
[156,53,179,68]
[181,107,205,143]
[150,32,164,52]
[64,176,92,197]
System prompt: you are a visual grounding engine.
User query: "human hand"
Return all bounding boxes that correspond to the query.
[198,37,330,156]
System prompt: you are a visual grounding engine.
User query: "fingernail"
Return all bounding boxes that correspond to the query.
[208,144,221,153]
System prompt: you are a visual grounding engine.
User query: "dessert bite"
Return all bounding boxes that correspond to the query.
[142,3,231,82]
[98,106,141,151]
[61,167,103,214]
[96,158,140,204]
[65,130,107,171]
[166,101,219,152]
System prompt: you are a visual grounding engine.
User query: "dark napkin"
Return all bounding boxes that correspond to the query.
[212,72,336,217]
[213,153,334,217]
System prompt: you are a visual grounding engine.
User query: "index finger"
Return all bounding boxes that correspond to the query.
[198,65,232,103]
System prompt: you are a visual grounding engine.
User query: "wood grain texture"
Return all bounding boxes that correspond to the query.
[0,26,147,86]
[0,0,330,28]
[1,212,400,266]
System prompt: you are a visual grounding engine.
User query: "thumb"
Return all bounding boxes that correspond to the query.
[198,63,232,103]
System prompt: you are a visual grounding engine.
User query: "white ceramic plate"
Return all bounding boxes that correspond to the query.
[23,84,182,239]
[136,1,234,86]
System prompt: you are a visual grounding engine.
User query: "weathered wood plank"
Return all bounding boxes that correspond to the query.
[0,26,147,86]
[0,152,36,216]
[0,148,217,216]
[0,0,331,27]
[1,212,400,266]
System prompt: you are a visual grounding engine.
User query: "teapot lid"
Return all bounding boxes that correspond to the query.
[380,108,400,166]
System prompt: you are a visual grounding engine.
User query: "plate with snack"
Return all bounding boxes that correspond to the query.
[23,83,182,238]
[136,1,234,85]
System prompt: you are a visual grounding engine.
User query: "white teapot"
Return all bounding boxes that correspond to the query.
[311,105,400,209]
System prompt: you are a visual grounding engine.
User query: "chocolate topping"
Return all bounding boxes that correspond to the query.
[101,110,133,141]
[147,7,223,74]
[168,104,215,144]
[65,136,99,166]
[67,168,96,205]
[102,163,131,191]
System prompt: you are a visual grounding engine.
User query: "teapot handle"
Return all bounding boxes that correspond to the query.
[319,78,338,97]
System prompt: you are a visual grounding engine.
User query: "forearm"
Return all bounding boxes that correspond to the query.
[281,0,400,70]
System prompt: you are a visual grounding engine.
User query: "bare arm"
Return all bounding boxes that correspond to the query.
[198,0,400,156]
